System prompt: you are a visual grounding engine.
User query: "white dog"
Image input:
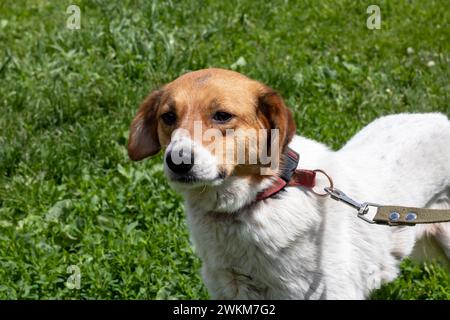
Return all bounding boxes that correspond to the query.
[128,68,450,299]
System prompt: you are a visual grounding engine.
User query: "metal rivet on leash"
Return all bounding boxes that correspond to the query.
[405,212,417,221]
[389,211,400,222]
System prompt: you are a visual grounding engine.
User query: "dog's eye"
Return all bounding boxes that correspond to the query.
[160,112,177,125]
[212,111,233,123]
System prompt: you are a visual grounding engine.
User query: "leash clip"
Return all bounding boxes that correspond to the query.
[324,187,380,224]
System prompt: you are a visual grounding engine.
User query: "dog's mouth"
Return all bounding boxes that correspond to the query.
[169,170,227,189]
[173,175,201,184]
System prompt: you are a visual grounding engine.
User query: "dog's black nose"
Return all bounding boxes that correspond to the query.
[166,149,194,174]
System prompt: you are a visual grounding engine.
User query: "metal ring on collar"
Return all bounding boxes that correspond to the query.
[312,169,334,197]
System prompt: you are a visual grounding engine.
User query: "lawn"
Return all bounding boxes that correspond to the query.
[0,0,449,299]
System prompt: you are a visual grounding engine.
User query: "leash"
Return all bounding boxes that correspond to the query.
[257,147,450,226]
[324,187,450,226]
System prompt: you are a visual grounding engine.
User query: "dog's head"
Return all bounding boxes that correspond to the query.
[128,68,296,212]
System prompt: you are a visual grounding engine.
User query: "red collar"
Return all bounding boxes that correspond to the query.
[256,147,317,201]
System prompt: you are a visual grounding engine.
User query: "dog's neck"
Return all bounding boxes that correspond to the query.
[179,175,276,215]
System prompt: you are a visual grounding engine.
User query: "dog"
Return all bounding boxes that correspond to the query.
[128,68,450,299]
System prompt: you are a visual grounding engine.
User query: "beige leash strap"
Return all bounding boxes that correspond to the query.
[373,206,450,226]
[324,187,450,226]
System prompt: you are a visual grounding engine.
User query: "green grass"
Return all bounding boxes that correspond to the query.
[0,0,449,299]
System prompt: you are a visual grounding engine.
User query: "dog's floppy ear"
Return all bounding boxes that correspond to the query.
[128,90,163,161]
[257,86,296,151]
